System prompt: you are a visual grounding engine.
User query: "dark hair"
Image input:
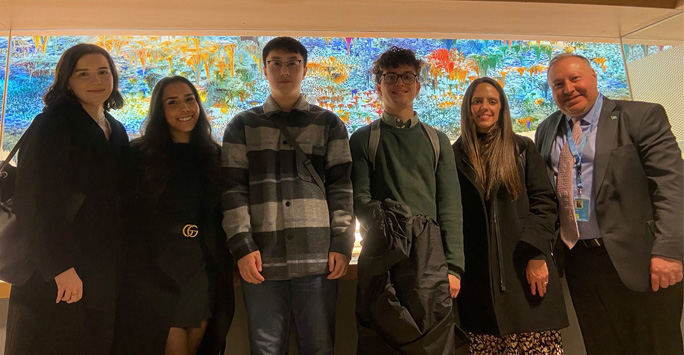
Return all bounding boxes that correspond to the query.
[371,46,425,83]
[262,37,308,65]
[43,43,124,110]
[548,53,593,74]
[460,77,521,200]
[139,76,221,199]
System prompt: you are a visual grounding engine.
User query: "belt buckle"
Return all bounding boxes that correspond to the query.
[182,224,198,238]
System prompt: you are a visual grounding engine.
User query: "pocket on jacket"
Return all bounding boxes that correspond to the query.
[296,145,325,184]
[609,143,645,181]
[610,143,637,156]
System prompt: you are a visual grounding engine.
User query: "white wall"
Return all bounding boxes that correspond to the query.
[627,45,684,146]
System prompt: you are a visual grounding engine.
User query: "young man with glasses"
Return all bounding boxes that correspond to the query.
[349,46,464,353]
[221,36,354,354]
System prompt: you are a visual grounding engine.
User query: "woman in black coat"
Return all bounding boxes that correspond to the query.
[453,77,568,354]
[112,76,234,355]
[6,44,129,354]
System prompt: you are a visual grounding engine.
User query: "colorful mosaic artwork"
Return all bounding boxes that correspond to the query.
[0,36,630,153]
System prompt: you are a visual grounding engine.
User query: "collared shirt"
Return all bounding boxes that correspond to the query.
[381,111,419,128]
[221,94,354,280]
[551,94,603,240]
[262,94,310,116]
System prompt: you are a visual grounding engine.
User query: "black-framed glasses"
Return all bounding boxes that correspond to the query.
[266,59,303,71]
[381,72,418,85]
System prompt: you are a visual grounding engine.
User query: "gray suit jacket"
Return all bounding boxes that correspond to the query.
[535,96,683,292]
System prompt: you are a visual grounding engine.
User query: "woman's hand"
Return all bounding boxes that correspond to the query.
[54,267,83,303]
[526,259,549,297]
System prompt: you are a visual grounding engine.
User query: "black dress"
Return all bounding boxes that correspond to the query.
[161,143,211,327]
[113,140,234,354]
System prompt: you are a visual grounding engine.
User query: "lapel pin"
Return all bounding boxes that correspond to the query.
[610,114,618,120]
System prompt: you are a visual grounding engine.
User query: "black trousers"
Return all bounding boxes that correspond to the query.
[565,243,683,355]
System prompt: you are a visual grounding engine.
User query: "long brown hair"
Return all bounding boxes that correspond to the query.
[460,77,521,200]
[138,76,220,201]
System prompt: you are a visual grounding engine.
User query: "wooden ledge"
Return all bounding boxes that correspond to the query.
[0,281,11,298]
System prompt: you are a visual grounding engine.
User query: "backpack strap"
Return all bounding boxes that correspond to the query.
[368,119,441,172]
[368,119,382,171]
[420,122,440,172]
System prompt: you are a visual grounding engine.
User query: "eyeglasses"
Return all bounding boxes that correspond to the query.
[381,72,419,85]
[266,59,303,71]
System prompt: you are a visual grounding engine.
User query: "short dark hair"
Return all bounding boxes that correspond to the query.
[43,43,124,110]
[371,46,424,83]
[548,53,593,74]
[262,37,308,65]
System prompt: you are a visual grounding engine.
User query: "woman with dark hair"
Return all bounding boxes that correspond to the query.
[5,43,129,354]
[112,76,234,355]
[453,77,568,354]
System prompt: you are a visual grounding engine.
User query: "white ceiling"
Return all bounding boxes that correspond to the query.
[0,0,681,44]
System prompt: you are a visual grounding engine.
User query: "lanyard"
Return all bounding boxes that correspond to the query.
[565,119,589,196]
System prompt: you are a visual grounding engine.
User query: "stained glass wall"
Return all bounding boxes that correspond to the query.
[0,36,630,153]
[623,44,674,63]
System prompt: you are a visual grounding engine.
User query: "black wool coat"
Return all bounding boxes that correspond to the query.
[112,140,234,354]
[7,103,129,354]
[453,135,568,336]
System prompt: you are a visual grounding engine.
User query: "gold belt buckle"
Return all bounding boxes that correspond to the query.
[182,224,198,238]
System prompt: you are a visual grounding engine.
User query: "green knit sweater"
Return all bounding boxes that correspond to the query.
[349,120,465,276]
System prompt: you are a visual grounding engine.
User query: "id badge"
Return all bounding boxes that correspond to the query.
[574,198,590,222]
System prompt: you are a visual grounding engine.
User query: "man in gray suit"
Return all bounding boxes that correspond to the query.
[535,53,683,355]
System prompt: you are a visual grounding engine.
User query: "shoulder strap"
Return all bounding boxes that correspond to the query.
[368,120,382,171]
[368,120,441,172]
[420,122,440,172]
[272,119,326,195]
[0,122,37,173]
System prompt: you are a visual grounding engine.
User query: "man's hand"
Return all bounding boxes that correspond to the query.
[237,251,265,284]
[448,274,461,298]
[650,256,683,292]
[526,259,549,297]
[327,252,349,279]
[54,267,83,304]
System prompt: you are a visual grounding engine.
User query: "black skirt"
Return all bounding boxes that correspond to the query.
[171,263,211,328]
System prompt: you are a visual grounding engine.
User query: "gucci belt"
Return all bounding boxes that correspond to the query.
[182,224,199,238]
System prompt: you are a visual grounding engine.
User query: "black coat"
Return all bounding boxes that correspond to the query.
[7,103,129,354]
[453,135,568,336]
[356,199,456,355]
[112,140,234,354]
